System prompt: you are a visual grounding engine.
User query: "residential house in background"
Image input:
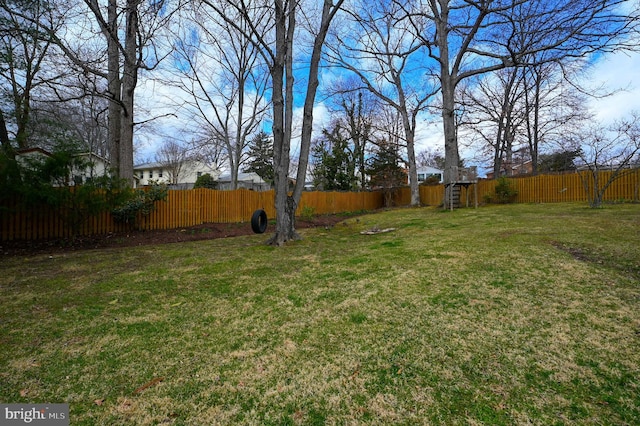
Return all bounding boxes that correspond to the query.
[417,166,444,184]
[15,148,110,185]
[72,152,110,183]
[134,160,220,189]
[485,160,533,180]
[216,172,270,191]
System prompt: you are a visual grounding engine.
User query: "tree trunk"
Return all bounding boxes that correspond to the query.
[394,73,420,206]
[435,2,459,208]
[404,124,419,206]
[106,0,122,178]
[268,0,298,245]
[435,5,460,177]
[270,0,342,245]
[0,110,13,155]
[118,0,139,186]
[441,72,460,207]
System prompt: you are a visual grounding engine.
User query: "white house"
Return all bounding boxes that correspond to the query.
[417,166,444,183]
[216,172,270,191]
[15,148,110,186]
[73,152,110,183]
[134,160,220,188]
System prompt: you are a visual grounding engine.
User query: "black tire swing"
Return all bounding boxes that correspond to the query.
[251,209,268,234]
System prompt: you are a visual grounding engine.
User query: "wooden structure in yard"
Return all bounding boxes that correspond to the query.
[444,166,478,210]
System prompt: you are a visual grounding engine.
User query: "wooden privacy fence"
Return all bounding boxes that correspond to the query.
[402,169,640,207]
[2,170,638,241]
[1,189,383,241]
[140,189,383,231]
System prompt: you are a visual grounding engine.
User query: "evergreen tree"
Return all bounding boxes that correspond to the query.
[193,173,218,189]
[311,126,357,191]
[243,131,274,185]
[367,142,406,206]
[538,150,581,173]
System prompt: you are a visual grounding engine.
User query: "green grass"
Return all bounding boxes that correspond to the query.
[1,203,639,425]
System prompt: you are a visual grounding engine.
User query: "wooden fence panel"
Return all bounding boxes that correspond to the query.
[3,170,639,241]
[420,185,444,206]
[404,169,640,206]
[298,190,381,215]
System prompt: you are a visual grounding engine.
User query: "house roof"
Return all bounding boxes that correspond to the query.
[16,148,109,164]
[15,147,53,157]
[416,166,443,174]
[134,162,164,169]
[134,160,217,170]
[217,172,265,182]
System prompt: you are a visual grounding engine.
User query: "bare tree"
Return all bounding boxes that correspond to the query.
[398,0,639,206]
[323,83,378,189]
[417,146,445,169]
[187,127,228,174]
[155,139,189,184]
[460,68,527,178]
[0,0,65,152]
[166,4,269,189]
[50,0,179,184]
[327,0,438,206]
[203,0,345,245]
[565,113,640,207]
[461,58,593,178]
[521,60,593,175]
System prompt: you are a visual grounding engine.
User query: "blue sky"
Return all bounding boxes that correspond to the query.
[133,9,640,178]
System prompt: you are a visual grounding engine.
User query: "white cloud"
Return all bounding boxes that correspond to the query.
[589,51,640,123]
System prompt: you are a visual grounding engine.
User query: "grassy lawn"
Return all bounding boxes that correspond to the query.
[1,203,639,425]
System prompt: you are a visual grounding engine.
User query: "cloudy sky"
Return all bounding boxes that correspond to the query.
[588,51,640,123]
[134,36,640,178]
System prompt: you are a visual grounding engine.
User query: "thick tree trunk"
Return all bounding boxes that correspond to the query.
[269,0,342,245]
[106,0,121,177]
[435,2,460,209]
[441,74,460,208]
[0,111,13,156]
[402,123,419,206]
[118,0,139,186]
[268,0,297,245]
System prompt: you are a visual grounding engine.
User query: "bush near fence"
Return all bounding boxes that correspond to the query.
[2,170,638,241]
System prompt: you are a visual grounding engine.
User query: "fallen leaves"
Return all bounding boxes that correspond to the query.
[91,377,165,409]
[360,227,396,235]
[132,377,164,395]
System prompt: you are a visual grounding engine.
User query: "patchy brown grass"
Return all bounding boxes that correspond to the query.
[1,203,639,425]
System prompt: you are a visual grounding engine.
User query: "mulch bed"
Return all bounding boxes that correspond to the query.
[1,215,351,257]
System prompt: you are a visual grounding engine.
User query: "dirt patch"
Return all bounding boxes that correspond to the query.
[1,214,354,257]
[550,241,640,280]
[550,241,605,265]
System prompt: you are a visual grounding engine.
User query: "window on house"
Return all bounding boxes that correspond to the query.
[149,170,153,179]
[197,172,202,178]
[159,169,163,178]
[418,173,425,182]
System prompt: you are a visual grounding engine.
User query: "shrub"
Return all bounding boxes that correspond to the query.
[111,182,168,227]
[194,173,218,189]
[419,175,441,186]
[494,176,518,204]
[300,205,316,221]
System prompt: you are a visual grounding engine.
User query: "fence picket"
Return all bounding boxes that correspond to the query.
[2,170,639,241]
